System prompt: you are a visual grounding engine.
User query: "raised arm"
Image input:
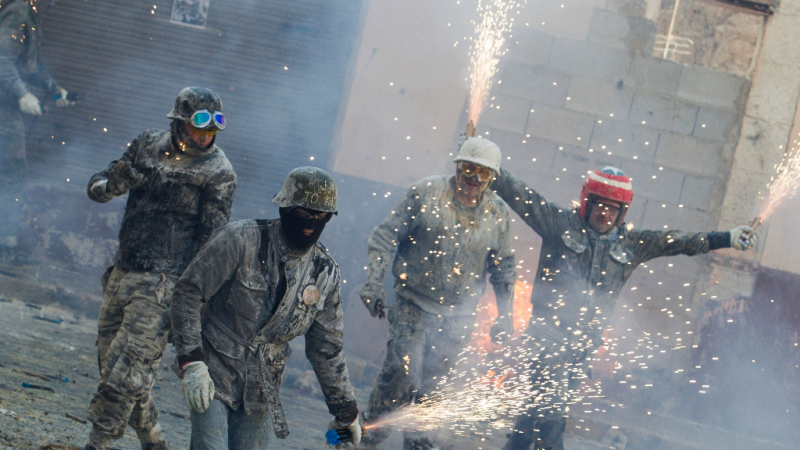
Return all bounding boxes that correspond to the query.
[630,229,729,264]
[305,266,358,423]
[360,185,421,317]
[488,213,517,341]
[193,167,237,254]
[87,134,145,203]
[492,168,562,238]
[171,224,243,365]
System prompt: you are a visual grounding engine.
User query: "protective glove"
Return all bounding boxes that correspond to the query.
[55,88,74,107]
[181,361,215,413]
[730,225,757,251]
[490,316,514,343]
[359,284,386,319]
[106,160,144,196]
[325,415,363,448]
[19,92,41,116]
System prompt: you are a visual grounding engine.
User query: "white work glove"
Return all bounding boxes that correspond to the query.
[19,92,41,116]
[326,415,363,448]
[730,225,757,251]
[359,284,386,319]
[55,88,74,107]
[182,361,215,413]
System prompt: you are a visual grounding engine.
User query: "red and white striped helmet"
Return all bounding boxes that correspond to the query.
[578,166,633,223]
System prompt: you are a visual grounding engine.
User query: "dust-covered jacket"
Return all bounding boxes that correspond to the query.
[0,0,59,103]
[88,126,236,276]
[365,175,516,317]
[170,219,357,439]
[492,168,730,348]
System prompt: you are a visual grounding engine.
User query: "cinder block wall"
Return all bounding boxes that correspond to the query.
[474,8,750,373]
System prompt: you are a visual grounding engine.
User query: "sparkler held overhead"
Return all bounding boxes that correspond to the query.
[357,137,516,449]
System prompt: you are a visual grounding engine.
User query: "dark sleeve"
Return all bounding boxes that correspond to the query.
[305,266,358,422]
[492,168,562,238]
[193,164,237,254]
[36,58,59,96]
[170,224,243,363]
[630,229,716,264]
[86,133,144,203]
[0,11,29,99]
[707,231,731,250]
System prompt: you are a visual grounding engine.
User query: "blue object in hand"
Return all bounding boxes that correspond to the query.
[325,429,343,446]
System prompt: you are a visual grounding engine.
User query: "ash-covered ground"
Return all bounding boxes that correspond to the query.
[0,297,617,450]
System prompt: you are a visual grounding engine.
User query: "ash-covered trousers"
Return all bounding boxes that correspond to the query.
[362,296,474,449]
[190,399,272,450]
[87,267,177,440]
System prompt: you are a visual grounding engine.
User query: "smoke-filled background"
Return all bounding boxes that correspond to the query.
[1,0,799,448]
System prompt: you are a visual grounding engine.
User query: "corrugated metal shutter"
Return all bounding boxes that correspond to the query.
[29,0,364,219]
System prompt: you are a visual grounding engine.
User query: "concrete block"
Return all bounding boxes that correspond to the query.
[479,95,532,134]
[759,13,800,71]
[616,56,682,97]
[488,129,557,176]
[552,151,602,182]
[715,168,768,230]
[618,159,684,203]
[587,9,657,56]
[566,76,634,119]
[662,254,707,283]
[548,37,629,81]
[692,107,741,143]
[746,61,800,127]
[680,175,716,211]
[498,60,570,107]
[525,103,595,148]
[677,65,748,111]
[507,28,555,67]
[655,132,722,178]
[629,94,698,135]
[589,118,659,161]
[640,201,712,232]
[730,116,791,176]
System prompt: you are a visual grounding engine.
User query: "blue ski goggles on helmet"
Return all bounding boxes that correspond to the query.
[189,110,226,130]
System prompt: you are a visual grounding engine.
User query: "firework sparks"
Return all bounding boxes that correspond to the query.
[758,143,800,220]
[467,0,518,128]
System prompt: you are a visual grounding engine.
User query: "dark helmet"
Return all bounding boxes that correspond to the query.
[166,87,222,122]
[273,167,338,214]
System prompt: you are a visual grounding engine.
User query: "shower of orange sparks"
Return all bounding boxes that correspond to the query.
[757,142,800,220]
[470,280,533,353]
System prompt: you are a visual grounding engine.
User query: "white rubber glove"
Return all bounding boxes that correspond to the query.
[55,88,74,107]
[326,415,362,448]
[730,225,756,250]
[182,361,215,413]
[19,93,41,116]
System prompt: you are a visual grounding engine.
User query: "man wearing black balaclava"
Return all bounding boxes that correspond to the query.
[169,167,362,450]
[84,87,237,450]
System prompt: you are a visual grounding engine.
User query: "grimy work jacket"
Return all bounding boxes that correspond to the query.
[365,175,516,317]
[0,0,59,103]
[170,219,357,439]
[492,169,730,348]
[88,126,237,276]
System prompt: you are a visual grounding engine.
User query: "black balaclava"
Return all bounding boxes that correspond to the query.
[279,207,331,250]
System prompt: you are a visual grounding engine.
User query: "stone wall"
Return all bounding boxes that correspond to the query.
[474,8,751,375]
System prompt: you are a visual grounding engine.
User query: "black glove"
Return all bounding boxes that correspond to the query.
[106,161,143,196]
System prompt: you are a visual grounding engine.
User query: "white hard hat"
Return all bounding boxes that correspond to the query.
[453,137,502,173]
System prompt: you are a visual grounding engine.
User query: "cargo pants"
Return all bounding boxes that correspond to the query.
[87,267,177,447]
[361,296,475,450]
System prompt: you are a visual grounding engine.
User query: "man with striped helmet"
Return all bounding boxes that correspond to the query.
[492,166,756,450]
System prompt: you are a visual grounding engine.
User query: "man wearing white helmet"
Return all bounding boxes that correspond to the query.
[358,138,517,449]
